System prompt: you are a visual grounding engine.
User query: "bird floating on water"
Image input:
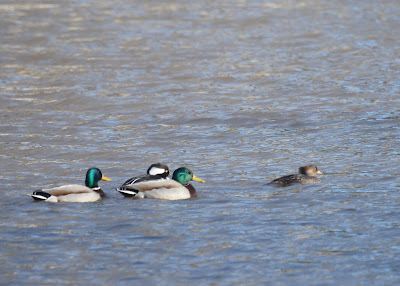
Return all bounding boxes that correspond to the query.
[117,166,205,200]
[31,167,112,203]
[268,165,323,187]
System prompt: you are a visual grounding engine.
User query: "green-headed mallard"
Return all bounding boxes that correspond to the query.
[31,167,112,203]
[268,165,323,187]
[116,167,205,200]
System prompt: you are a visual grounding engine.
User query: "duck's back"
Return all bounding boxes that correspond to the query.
[40,184,93,195]
[122,174,164,186]
[269,174,320,186]
[269,174,300,187]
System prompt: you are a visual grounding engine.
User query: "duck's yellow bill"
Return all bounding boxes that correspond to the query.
[316,170,324,174]
[192,174,205,183]
[102,175,112,181]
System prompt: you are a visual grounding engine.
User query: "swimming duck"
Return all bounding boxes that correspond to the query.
[117,163,170,197]
[121,163,169,185]
[116,167,205,200]
[31,167,112,203]
[268,165,323,187]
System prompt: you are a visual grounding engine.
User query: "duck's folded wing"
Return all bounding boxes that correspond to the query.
[40,184,93,196]
[122,174,166,186]
[121,173,147,185]
[269,174,298,185]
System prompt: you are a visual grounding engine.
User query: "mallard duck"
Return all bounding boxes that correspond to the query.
[268,165,323,187]
[31,167,112,203]
[116,167,205,200]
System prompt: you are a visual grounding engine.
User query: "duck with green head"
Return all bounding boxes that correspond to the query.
[117,167,205,200]
[31,167,112,203]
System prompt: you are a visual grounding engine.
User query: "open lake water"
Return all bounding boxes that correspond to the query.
[1,0,399,285]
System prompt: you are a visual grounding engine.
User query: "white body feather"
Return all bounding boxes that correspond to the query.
[123,180,191,200]
[141,187,191,200]
[34,184,102,203]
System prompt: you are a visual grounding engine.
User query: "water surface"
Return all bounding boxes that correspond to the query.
[1,0,400,285]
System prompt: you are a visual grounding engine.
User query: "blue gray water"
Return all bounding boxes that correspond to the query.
[1,1,400,285]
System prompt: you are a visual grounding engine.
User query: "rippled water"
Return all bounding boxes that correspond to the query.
[1,0,400,284]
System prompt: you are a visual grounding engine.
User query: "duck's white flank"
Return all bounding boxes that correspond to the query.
[34,184,102,203]
[127,180,191,200]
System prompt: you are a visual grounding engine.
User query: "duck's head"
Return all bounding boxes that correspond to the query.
[172,167,205,186]
[85,167,112,188]
[147,163,170,178]
[299,165,323,177]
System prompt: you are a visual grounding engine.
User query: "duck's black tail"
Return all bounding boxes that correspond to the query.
[115,187,139,198]
[32,191,51,201]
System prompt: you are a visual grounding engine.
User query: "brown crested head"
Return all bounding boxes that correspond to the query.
[298,165,323,177]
